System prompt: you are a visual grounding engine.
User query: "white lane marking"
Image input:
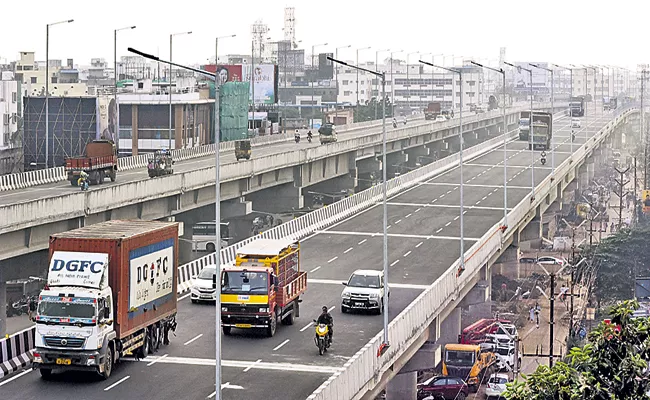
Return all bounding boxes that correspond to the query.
[421,182,532,190]
[310,266,322,273]
[454,216,460,221]
[273,339,290,351]
[436,228,443,233]
[395,219,402,224]
[446,190,452,194]
[308,278,429,290]
[390,259,400,267]
[344,247,353,254]
[127,356,345,373]
[328,256,338,263]
[179,293,191,301]
[147,353,169,366]
[416,242,423,248]
[405,213,412,218]
[328,306,336,312]
[415,208,421,213]
[358,239,367,245]
[440,194,446,198]
[243,359,262,372]
[386,202,512,211]
[0,368,32,387]
[445,222,452,227]
[404,251,412,257]
[184,334,203,346]
[482,196,487,201]
[104,376,130,391]
[387,225,392,229]
[300,321,314,332]
[431,198,438,203]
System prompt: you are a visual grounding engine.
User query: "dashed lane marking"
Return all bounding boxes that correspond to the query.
[416,242,423,248]
[385,202,512,211]
[308,278,429,290]
[147,353,169,366]
[317,230,480,241]
[184,334,203,346]
[104,376,130,391]
[358,239,367,245]
[390,259,400,267]
[273,339,290,351]
[243,359,262,372]
[310,266,322,273]
[344,247,353,254]
[328,256,338,263]
[404,251,412,257]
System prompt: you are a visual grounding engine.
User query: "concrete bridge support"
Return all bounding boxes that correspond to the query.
[386,151,408,177]
[405,145,432,168]
[246,182,304,214]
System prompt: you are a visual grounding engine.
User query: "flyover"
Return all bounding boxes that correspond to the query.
[0,101,562,262]
[0,107,635,400]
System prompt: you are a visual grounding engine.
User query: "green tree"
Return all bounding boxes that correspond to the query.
[353,97,393,123]
[505,300,650,400]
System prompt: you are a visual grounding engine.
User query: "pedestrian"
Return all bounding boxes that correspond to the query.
[28,296,37,321]
[529,306,535,324]
[535,302,541,328]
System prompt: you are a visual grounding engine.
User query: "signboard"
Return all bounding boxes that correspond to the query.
[243,64,277,104]
[202,64,244,84]
[318,53,334,79]
[129,239,175,309]
[47,251,109,289]
[96,96,119,152]
[512,62,549,89]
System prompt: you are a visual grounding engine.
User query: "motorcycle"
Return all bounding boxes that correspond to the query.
[295,135,301,144]
[392,120,398,128]
[313,320,331,355]
[307,135,312,143]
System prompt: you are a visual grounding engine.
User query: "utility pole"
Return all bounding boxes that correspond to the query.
[634,157,639,224]
[613,166,631,229]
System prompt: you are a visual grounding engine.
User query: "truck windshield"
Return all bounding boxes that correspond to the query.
[519,119,529,126]
[445,350,476,366]
[222,271,269,294]
[38,301,96,319]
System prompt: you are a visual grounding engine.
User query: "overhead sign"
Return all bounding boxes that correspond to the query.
[129,239,175,309]
[48,251,109,289]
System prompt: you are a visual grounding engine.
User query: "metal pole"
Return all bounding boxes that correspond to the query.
[169,34,173,150]
[214,76,222,400]
[335,45,350,123]
[45,23,49,168]
[550,70,554,171]
[356,49,359,105]
[311,45,314,129]
[459,70,464,271]
[530,69,534,200]
[502,71,507,227]
[381,74,389,345]
[549,271,555,367]
[252,41,256,133]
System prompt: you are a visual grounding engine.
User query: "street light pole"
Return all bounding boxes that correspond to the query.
[420,60,465,273]
[375,49,390,120]
[114,25,136,151]
[431,54,444,103]
[505,62,535,200]
[45,19,74,168]
[327,56,390,351]
[390,51,403,117]
[531,63,555,174]
[169,31,192,150]
[311,42,328,130]
[553,64,574,153]
[356,46,371,105]
[406,52,419,112]
[128,46,221,398]
[471,61,508,230]
[335,45,351,123]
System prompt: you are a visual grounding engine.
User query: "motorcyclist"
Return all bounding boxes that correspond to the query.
[317,306,333,342]
[392,117,397,128]
[307,130,313,140]
[77,171,89,190]
[294,129,300,142]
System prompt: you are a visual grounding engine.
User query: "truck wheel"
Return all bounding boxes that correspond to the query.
[109,170,116,182]
[222,326,232,335]
[282,309,294,326]
[99,346,113,380]
[150,325,160,353]
[39,368,52,379]
[457,393,466,400]
[98,171,105,184]
[206,243,216,253]
[341,305,347,314]
[136,330,150,359]
[266,311,277,337]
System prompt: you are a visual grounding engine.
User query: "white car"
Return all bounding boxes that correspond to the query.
[485,373,510,399]
[190,266,217,303]
[341,269,389,314]
[435,115,447,122]
[494,344,521,371]
[487,323,518,346]
[571,118,581,128]
[537,256,566,266]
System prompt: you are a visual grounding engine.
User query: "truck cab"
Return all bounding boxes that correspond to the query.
[341,269,389,315]
[443,343,497,392]
[519,113,531,141]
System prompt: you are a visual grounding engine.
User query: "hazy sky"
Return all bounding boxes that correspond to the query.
[0,0,644,70]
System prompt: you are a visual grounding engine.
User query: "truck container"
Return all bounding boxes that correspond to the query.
[529,111,553,150]
[220,238,307,337]
[65,139,117,186]
[33,220,179,380]
[519,111,531,140]
[424,102,441,120]
[569,96,585,117]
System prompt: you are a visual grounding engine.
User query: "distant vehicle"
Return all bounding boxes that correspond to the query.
[442,343,497,392]
[569,96,585,117]
[318,123,338,144]
[235,139,252,160]
[519,111,531,141]
[65,139,117,186]
[458,318,511,345]
[537,256,566,266]
[571,118,582,128]
[425,102,442,120]
[529,112,553,151]
[485,373,510,399]
[604,97,618,111]
[147,149,174,178]
[192,221,231,252]
[518,257,537,264]
[488,95,499,111]
[486,323,518,346]
[417,376,469,400]
[435,115,447,122]
[492,343,521,371]
[441,110,454,120]
[190,266,217,303]
[341,269,388,315]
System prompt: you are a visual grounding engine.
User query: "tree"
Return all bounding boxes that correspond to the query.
[505,300,650,400]
[352,97,393,123]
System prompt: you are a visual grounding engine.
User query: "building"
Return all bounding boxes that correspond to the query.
[14,52,89,97]
[335,64,373,106]
[0,71,22,174]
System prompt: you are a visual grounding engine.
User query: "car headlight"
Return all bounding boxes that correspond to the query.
[259,307,268,313]
[221,307,228,312]
[342,292,351,299]
[369,292,379,298]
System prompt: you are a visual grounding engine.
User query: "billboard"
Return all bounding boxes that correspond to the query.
[202,64,244,84]
[512,62,549,89]
[243,64,278,104]
[318,53,334,79]
[96,96,119,152]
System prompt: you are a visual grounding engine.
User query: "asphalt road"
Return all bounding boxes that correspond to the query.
[0,111,615,399]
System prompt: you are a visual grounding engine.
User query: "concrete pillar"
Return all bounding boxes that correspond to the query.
[357,158,381,176]
[385,371,417,400]
[405,145,431,168]
[246,183,304,214]
[131,104,139,156]
[519,218,542,250]
[174,104,183,150]
[439,307,462,346]
[0,264,6,337]
[222,198,252,219]
[386,151,408,177]
[586,159,595,181]
[577,164,589,193]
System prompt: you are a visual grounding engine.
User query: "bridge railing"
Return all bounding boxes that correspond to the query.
[305,107,636,400]
[0,101,559,192]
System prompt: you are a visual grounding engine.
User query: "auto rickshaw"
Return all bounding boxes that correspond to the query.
[235,139,252,160]
[147,149,174,178]
[318,123,338,144]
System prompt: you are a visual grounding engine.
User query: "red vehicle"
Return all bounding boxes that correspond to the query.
[425,102,441,120]
[458,318,511,345]
[417,376,469,400]
[65,139,117,186]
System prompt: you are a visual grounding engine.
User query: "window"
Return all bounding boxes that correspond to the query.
[361,90,365,94]
[342,80,349,85]
[51,77,58,84]
[344,91,351,96]
[12,92,16,103]
[30,77,37,84]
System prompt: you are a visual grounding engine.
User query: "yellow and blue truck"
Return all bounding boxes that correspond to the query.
[220,239,307,337]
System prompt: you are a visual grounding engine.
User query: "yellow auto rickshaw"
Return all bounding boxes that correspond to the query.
[235,139,252,160]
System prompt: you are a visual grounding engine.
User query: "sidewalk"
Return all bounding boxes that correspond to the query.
[517,278,587,375]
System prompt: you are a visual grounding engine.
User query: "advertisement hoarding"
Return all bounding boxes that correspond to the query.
[318,53,334,79]
[512,62,549,89]
[243,64,278,104]
[128,239,175,309]
[96,96,119,152]
[202,64,244,84]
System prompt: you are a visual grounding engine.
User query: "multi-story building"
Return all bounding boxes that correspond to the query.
[0,71,22,174]
[14,51,88,97]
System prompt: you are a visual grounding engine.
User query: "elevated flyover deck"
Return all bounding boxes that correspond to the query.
[0,110,629,400]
